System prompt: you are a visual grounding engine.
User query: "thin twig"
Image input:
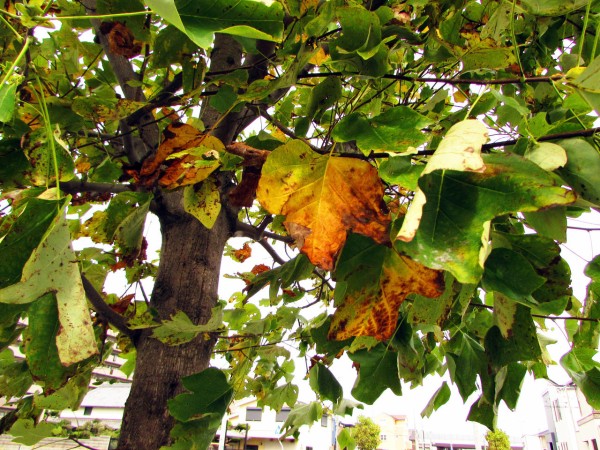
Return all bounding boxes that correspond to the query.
[235,221,294,244]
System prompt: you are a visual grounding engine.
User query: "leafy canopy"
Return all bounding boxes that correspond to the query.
[0,0,600,446]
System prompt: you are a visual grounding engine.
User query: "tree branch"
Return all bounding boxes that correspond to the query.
[60,180,140,194]
[80,0,159,165]
[297,71,565,86]
[469,302,600,322]
[482,126,600,150]
[235,220,294,244]
[81,274,140,342]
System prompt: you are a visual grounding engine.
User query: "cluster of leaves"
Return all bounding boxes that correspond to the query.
[485,429,511,450]
[0,0,600,447]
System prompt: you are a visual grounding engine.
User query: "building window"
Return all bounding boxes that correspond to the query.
[276,407,291,422]
[245,407,262,421]
[553,399,562,421]
[380,435,387,441]
[83,406,93,416]
[321,414,328,427]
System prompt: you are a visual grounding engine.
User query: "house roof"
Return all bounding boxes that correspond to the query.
[80,383,131,408]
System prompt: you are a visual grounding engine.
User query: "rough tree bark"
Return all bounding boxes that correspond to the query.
[97,30,248,448]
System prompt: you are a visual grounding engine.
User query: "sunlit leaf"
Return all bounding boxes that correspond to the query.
[0,83,17,123]
[558,138,600,206]
[257,140,390,270]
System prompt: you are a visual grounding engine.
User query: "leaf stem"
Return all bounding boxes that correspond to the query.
[35,10,152,21]
[0,14,23,42]
[0,35,31,88]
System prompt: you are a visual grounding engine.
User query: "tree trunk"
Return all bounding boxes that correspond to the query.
[117,207,233,449]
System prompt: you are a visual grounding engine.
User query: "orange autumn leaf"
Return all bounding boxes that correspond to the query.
[251,264,270,275]
[139,122,223,189]
[100,21,142,59]
[256,140,390,270]
[329,235,444,341]
[234,243,252,263]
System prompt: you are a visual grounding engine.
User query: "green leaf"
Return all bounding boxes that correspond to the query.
[523,207,567,242]
[378,156,424,191]
[152,25,199,68]
[0,198,62,288]
[561,349,600,409]
[245,254,314,302]
[309,363,343,404]
[145,0,185,31]
[151,306,223,345]
[183,180,221,230]
[0,349,33,398]
[173,0,284,48]
[21,129,75,185]
[0,139,33,189]
[446,331,484,401]
[0,82,17,123]
[485,302,542,366]
[495,363,527,411]
[347,344,401,404]
[558,138,600,206]
[397,153,576,284]
[261,382,298,412]
[569,57,600,115]
[467,395,496,430]
[0,204,98,366]
[305,76,342,121]
[332,106,432,154]
[8,418,55,446]
[421,381,451,418]
[34,369,91,410]
[168,367,233,422]
[281,401,323,438]
[520,0,589,16]
[22,294,77,391]
[338,427,357,450]
[483,248,546,304]
[334,7,381,55]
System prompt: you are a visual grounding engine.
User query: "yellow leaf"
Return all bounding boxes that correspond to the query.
[309,47,329,65]
[256,140,390,270]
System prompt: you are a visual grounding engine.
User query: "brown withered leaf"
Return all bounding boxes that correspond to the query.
[233,243,252,263]
[256,140,390,270]
[137,122,224,189]
[329,235,444,341]
[251,264,270,275]
[100,21,142,59]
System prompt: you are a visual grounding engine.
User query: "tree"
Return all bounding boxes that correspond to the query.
[0,0,600,448]
[486,429,511,450]
[351,416,381,450]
